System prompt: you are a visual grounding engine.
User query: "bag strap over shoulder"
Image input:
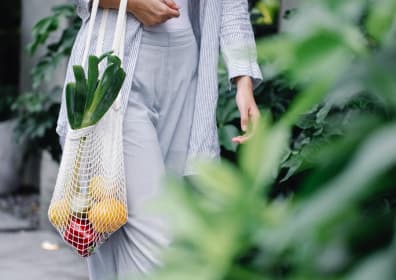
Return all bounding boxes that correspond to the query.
[82,0,99,66]
[82,0,128,66]
[95,9,109,56]
[81,0,128,111]
[112,0,128,58]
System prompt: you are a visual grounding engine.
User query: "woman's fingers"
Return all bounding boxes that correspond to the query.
[163,0,180,9]
[240,107,249,132]
[159,1,180,19]
[128,0,180,26]
[232,134,252,144]
[165,6,180,18]
[233,105,261,144]
[250,106,261,130]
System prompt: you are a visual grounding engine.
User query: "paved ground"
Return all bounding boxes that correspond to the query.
[0,212,89,280]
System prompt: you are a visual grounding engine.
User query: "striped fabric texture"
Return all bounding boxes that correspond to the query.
[57,0,263,175]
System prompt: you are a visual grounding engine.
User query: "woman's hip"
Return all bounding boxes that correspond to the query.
[125,26,199,122]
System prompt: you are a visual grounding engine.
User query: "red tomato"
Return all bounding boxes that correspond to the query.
[64,216,97,257]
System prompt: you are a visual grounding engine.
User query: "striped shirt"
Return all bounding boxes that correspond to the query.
[57,0,263,175]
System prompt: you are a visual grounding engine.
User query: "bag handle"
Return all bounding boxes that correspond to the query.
[82,0,128,65]
[81,0,128,110]
[95,8,109,57]
[111,0,128,110]
[112,0,128,58]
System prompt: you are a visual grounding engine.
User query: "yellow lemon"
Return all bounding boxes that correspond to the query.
[48,199,71,228]
[88,199,128,233]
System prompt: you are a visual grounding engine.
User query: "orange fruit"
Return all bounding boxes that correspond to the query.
[48,199,71,228]
[88,199,128,233]
[88,176,115,201]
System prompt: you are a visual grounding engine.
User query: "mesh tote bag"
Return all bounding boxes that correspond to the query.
[48,0,129,257]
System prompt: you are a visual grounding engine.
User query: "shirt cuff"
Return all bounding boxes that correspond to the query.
[222,44,264,91]
[228,63,263,92]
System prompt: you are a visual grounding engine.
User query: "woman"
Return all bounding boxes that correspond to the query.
[56,0,263,279]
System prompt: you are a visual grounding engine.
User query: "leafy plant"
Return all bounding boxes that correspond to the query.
[66,53,126,129]
[12,88,62,162]
[139,0,396,279]
[28,4,81,90]
[0,86,18,122]
[13,4,81,162]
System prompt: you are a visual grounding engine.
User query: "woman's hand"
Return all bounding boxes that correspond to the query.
[232,76,261,144]
[127,0,180,26]
[99,0,180,26]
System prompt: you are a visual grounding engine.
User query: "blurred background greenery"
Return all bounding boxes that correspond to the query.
[145,0,396,279]
[0,0,395,279]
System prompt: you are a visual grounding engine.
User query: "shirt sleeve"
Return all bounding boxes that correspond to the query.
[220,0,263,91]
[75,0,93,22]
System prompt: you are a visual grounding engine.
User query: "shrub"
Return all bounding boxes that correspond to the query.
[142,1,396,279]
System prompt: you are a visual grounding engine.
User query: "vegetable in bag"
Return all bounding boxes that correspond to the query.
[66,52,126,130]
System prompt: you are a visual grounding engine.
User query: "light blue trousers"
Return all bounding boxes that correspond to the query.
[84,27,199,280]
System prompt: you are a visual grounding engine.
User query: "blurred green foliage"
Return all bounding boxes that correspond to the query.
[0,86,18,121]
[13,4,81,162]
[27,4,81,90]
[12,88,64,162]
[140,0,396,279]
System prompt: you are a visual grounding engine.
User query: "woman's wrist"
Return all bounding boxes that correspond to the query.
[127,0,137,14]
[99,0,120,10]
[235,76,253,93]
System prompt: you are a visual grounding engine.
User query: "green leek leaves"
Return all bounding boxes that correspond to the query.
[66,52,126,129]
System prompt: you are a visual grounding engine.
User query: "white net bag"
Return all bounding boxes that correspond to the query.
[48,0,129,257]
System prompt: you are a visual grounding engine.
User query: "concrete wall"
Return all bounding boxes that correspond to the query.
[0,120,24,195]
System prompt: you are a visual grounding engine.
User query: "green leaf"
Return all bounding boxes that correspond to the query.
[72,65,88,127]
[28,4,81,89]
[281,79,332,127]
[240,113,290,192]
[81,62,126,127]
[94,68,125,115]
[218,124,239,152]
[107,54,122,67]
[348,249,395,280]
[262,123,396,251]
[27,17,59,55]
[65,83,77,129]
[85,55,100,112]
[366,1,396,44]
[191,159,245,205]
[217,96,239,125]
